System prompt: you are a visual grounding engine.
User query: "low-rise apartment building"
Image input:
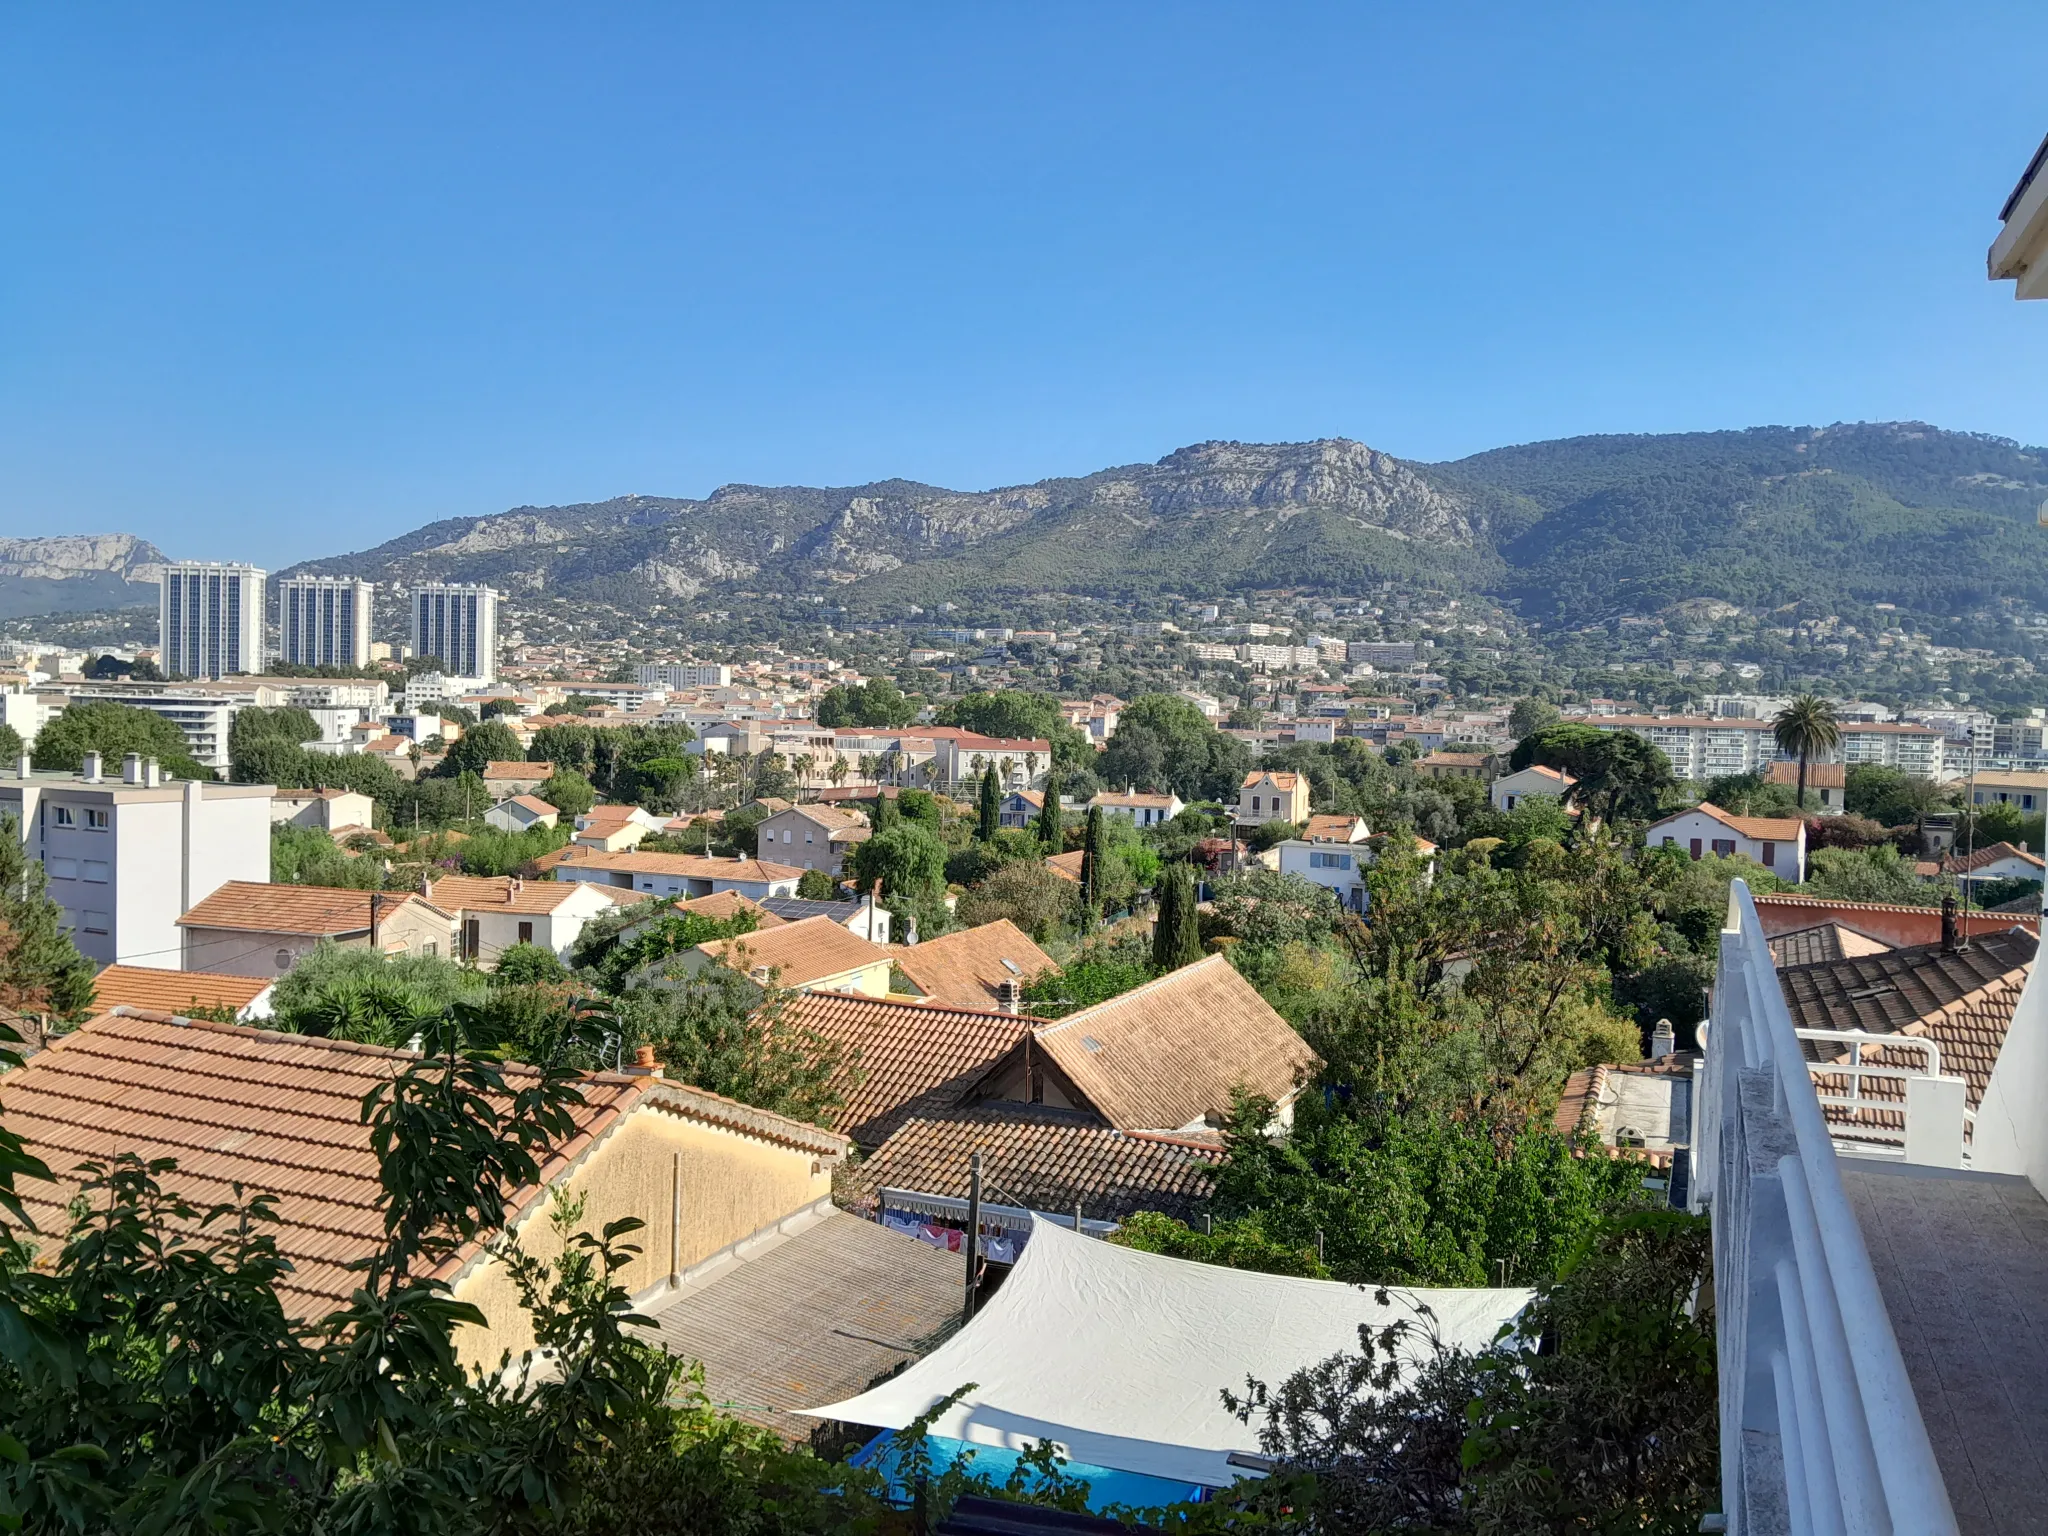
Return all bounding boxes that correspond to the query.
[1583,714,1945,780]
[756,804,871,876]
[1089,789,1184,828]
[1,753,272,969]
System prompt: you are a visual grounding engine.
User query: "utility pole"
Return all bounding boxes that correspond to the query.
[962,1151,982,1327]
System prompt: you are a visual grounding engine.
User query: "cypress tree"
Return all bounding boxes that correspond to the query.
[872,788,898,833]
[977,764,1001,843]
[1079,804,1107,915]
[1034,770,1062,849]
[1152,863,1203,972]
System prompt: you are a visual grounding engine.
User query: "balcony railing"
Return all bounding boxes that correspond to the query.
[1693,880,1958,1536]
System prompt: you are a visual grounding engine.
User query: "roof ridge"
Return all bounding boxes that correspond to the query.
[1032,952,1230,1037]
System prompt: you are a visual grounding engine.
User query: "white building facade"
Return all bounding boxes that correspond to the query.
[409,583,500,685]
[279,576,375,670]
[0,752,272,968]
[160,563,266,679]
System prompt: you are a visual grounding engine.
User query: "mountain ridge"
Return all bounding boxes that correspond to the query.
[16,422,2048,628]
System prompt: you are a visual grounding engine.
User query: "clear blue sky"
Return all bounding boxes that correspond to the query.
[4,4,2045,567]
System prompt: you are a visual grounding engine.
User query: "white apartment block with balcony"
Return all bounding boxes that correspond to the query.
[409,583,500,685]
[159,563,266,679]
[278,576,374,669]
[0,751,272,969]
[1586,714,1944,781]
[638,662,733,690]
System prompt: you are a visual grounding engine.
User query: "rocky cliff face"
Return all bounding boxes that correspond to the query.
[282,437,1495,607]
[0,534,168,619]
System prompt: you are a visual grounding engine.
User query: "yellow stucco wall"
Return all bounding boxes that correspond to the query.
[451,1103,834,1369]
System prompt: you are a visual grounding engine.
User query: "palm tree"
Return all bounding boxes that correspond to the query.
[1772,695,1841,810]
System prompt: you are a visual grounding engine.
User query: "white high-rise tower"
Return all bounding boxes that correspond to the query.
[409,583,499,684]
[278,576,375,669]
[159,563,266,679]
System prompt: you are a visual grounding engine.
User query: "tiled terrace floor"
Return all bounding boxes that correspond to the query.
[1841,1159,2048,1535]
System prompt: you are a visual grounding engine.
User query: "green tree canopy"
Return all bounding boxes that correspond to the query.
[1152,863,1203,971]
[434,717,524,779]
[1097,693,1250,802]
[1772,693,1843,810]
[848,824,948,902]
[0,723,20,764]
[816,678,918,728]
[32,700,206,780]
[536,768,597,817]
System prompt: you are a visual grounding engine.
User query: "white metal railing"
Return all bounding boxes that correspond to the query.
[1793,1028,1968,1166]
[1692,880,1958,1536]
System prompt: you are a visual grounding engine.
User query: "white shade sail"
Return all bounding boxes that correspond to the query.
[803,1214,1531,1489]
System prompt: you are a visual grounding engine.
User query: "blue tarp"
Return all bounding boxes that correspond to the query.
[849,1431,1208,1513]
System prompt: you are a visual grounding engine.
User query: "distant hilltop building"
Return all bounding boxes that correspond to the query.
[278,576,374,670]
[409,582,499,685]
[159,562,265,679]
[638,662,732,690]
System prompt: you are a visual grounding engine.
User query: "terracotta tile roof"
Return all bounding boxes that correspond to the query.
[1417,751,1489,767]
[359,734,410,754]
[1304,813,1368,843]
[1030,955,1321,1133]
[87,965,271,1018]
[1512,764,1576,785]
[274,787,360,803]
[779,992,1032,1146]
[675,890,786,927]
[697,915,892,989]
[1778,930,2036,1039]
[1044,850,1086,884]
[890,920,1055,1010]
[1091,791,1178,809]
[1007,790,1045,810]
[4,1011,637,1317]
[1754,892,2040,945]
[176,881,447,936]
[482,760,551,780]
[1552,1058,1696,1169]
[423,874,617,916]
[1768,923,1893,968]
[1942,841,2047,876]
[547,847,805,882]
[1683,802,1804,842]
[772,803,868,833]
[1242,771,1302,790]
[1764,761,1847,790]
[837,1102,1222,1224]
[503,794,557,817]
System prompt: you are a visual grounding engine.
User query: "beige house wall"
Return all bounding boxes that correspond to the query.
[450,1103,834,1368]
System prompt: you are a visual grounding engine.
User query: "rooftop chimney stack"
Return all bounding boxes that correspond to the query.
[143,758,160,788]
[82,751,101,783]
[1942,893,1961,953]
[1650,1018,1676,1059]
[122,752,142,785]
[624,1045,663,1078]
[996,978,1023,1015]
[14,754,28,780]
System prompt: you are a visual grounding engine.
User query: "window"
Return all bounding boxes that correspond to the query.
[82,911,109,935]
[85,809,108,829]
[82,860,108,883]
[1310,851,1352,870]
[421,942,437,957]
[1761,843,1777,867]
[462,919,480,959]
[1251,796,1262,813]
[517,920,534,944]
[1711,838,1736,857]
[51,806,74,827]
[1662,836,1676,847]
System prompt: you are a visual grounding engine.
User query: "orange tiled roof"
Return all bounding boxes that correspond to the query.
[1092,791,1178,809]
[176,882,447,936]
[1942,840,2047,876]
[1031,955,1321,1133]
[1304,813,1368,843]
[890,920,1055,1010]
[1764,761,1847,790]
[503,794,557,817]
[546,847,805,882]
[1044,850,1086,884]
[779,992,1032,1146]
[87,965,272,1018]
[1241,771,1302,790]
[1668,802,1804,841]
[697,914,892,989]
[481,760,551,780]
[669,890,786,927]
[837,1101,1221,1223]
[423,875,617,916]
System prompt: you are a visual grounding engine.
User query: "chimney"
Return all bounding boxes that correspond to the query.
[1650,1018,1676,1059]
[1942,892,1960,953]
[14,753,28,780]
[996,978,1023,1015]
[143,757,160,788]
[623,1045,663,1078]
[122,752,142,785]
[82,751,102,783]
